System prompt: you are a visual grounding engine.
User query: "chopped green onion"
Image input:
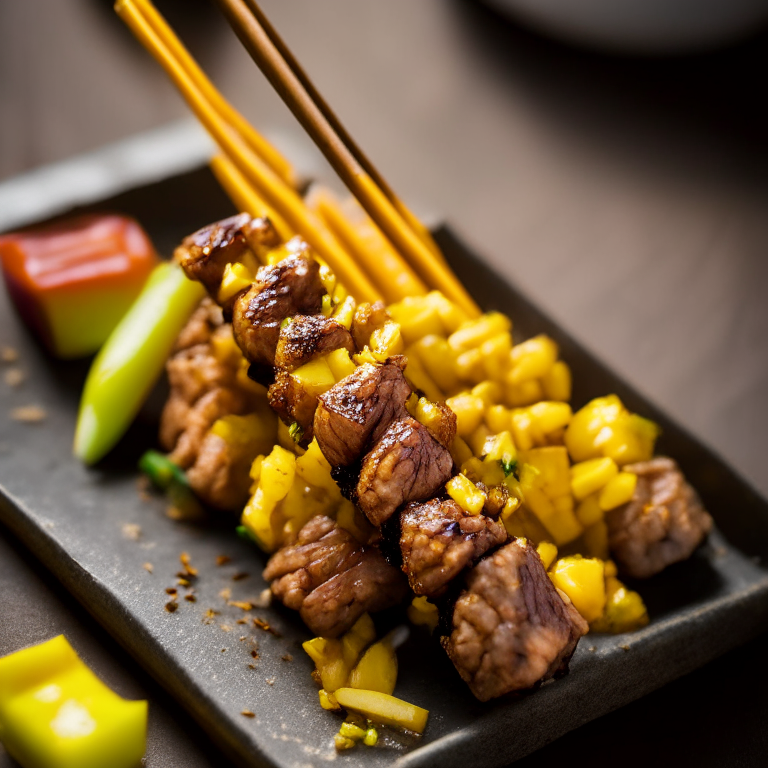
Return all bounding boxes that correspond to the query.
[501,457,519,479]
[288,422,304,443]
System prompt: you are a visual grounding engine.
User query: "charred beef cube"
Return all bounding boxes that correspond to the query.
[313,360,411,467]
[274,314,355,372]
[356,416,454,527]
[176,213,280,299]
[263,516,407,637]
[232,246,325,367]
[606,457,713,579]
[400,498,508,597]
[442,539,588,702]
[351,300,390,351]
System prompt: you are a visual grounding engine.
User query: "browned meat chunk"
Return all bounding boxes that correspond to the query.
[351,300,390,351]
[232,244,325,367]
[267,369,318,444]
[400,498,507,597]
[176,213,280,302]
[422,401,458,449]
[313,360,411,467]
[274,314,355,372]
[263,516,407,637]
[356,416,454,526]
[605,457,713,579]
[442,539,588,701]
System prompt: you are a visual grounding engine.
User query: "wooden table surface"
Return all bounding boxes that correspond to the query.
[1,1,767,765]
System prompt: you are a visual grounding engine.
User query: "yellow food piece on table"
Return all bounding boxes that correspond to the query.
[482,430,517,465]
[341,614,376,669]
[0,635,147,768]
[259,446,296,502]
[481,333,512,381]
[501,500,550,543]
[336,500,376,544]
[413,335,460,393]
[450,436,473,468]
[401,347,444,403]
[510,410,535,451]
[332,295,356,329]
[333,689,429,734]
[294,439,337,493]
[218,261,254,304]
[448,312,511,352]
[414,397,446,437]
[549,556,607,623]
[468,423,492,458]
[522,447,570,498]
[446,474,487,515]
[598,472,638,511]
[505,379,544,408]
[570,457,619,501]
[471,380,502,408]
[349,639,398,696]
[424,290,469,333]
[454,348,485,384]
[485,404,511,434]
[528,401,572,436]
[591,576,649,633]
[302,638,349,693]
[369,321,404,362]
[407,597,439,632]
[536,541,558,570]
[387,296,444,344]
[541,360,572,402]
[508,335,558,385]
[290,357,336,398]
[461,456,505,488]
[445,393,485,437]
[325,348,357,382]
[241,487,279,552]
[210,412,276,456]
[575,493,604,527]
[319,689,340,711]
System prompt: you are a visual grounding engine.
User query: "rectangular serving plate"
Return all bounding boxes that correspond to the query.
[1,125,768,768]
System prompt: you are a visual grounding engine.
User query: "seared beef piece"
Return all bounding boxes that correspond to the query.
[274,315,355,372]
[606,457,713,579]
[232,247,325,367]
[174,298,225,350]
[176,214,280,302]
[476,483,509,518]
[400,498,508,597]
[267,370,318,444]
[422,402,458,449]
[313,360,411,467]
[442,539,588,702]
[263,515,407,637]
[356,416,454,526]
[351,301,390,351]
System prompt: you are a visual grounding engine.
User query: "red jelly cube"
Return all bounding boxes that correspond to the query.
[0,214,158,358]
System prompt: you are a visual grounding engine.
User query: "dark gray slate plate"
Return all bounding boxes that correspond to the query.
[1,130,768,768]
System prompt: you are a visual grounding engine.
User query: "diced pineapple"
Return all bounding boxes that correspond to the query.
[505,379,544,408]
[541,360,572,402]
[485,404,511,433]
[536,541,558,570]
[291,357,336,397]
[454,348,485,383]
[575,493,604,527]
[349,638,398,696]
[549,555,606,623]
[591,575,649,633]
[370,321,404,362]
[387,296,444,343]
[326,347,357,381]
[522,447,571,498]
[445,393,485,437]
[448,312,511,352]
[598,472,637,511]
[570,457,619,501]
[450,436,473,468]
[508,335,558,384]
[402,347,444,402]
[413,335,460,393]
[407,597,439,632]
[341,614,376,669]
[528,401,572,435]
[424,290,469,333]
[336,500,376,544]
[471,380,502,408]
[332,295,356,329]
[481,333,513,381]
[218,261,253,303]
[259,446,296,502]
[446,474,487,515]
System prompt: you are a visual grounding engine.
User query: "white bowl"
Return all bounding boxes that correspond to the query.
[482,0,768,53]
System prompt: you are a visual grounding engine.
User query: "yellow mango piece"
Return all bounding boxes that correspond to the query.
[523,486,583,546]
[332,295,356,329]
[414,397,446,437]
[0,636,147,768]
[448,312,511,352]
[509,335,558,384]
[333,689,429,734]
[413,335,460,393]
[483,430,517,465]
[260,446,296,502]
[319,689,341,711]
[481,333,513,381]
[445,393,485,437]
[510,410,535,451]
[591,576,649,633]
[529,401,572,435]
[388,297,444,344]
[576,493,604,527]
[341,614,376,669]
[571,457,619,501]
[523,447,571,498]
[549,556,606,623]
[294,439,337,493]
[471,380,502,408]
[450,436,473,469]
[536,541,558,570]
[402,347,444,402]
[599,471,638,511]
[218,261,253,304]
[454,347,485,384]
[370,321,404,362]
[446,474,487,515]
[468,423,492,458]
[241,487,279,552]
[505,379,544,408]
[349,639,398,696]
[501,499,550,544]
[302,638,349,692]
[210,412,276,456]
[318,260,337,296]
[485,404,511,433]
[291,357,336,398]
[407,597,439,632]
[541,360,572,402]
[326,347,357,382]
[424,290,469,333]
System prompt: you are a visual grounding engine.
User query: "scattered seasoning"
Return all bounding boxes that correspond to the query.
[216,555,232,566]
[232,572,250,582]
[253,617,281,637]
[620,644,630,652]
[219,587,232,601]
[1,346,19,363]
[236,618,248,625]
[203,608,220,625]
[250,649,259,659]
[248,664,257,670]
[241,710,256,718]
[228,600,254,611]
[221,625,232,633]
[143,562,154,574]
[176,577,190,587]
[239,636,247,642]
[177,552,198,578]
[221,648,227,653]
[4,368,24,387]
[10,405,46,423]
[281,654,293,662]
[165,601,178,613]
[121,523,142,541]
[165,587,178,596]
[184,594,197,603]
[254,589,272,608]
[265,678,275,686]
[588,646,597,653]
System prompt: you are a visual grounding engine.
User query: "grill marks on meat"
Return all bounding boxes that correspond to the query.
[314,360,411,467]
[606,457,713,579]
[176,214,280,308]
[263,516,407,637]
[442,539,588,702]
[232,249,325,368]
[400,499,508,597]
[356,417,454,526]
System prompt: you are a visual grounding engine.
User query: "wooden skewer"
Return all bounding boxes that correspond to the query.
[212,0,480,318]
[240,0,443,261]
[131,0,296,189]
[115,0,382,304]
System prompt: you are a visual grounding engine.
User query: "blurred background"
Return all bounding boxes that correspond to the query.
[1,0,768,765]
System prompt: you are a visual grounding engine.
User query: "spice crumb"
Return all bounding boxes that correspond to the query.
[216,555,232,566]
[219,587,232,601]
[10,405,46,423]
[241,710,255,718]
[177,552,198,578]
[620,644,630,652]
[236,618,248,625]
[143,562,154,574]
[588,646,596,653]
[250,649,259,659]
[228,600,253,611]
[220,624,232,633]
[221,648,227,653]
[253,617,281,636]
[121,523,142,541]
[1,346,19,363]
[281,654,293,662]
[184,594,197,603]
[165,601,178,613]
[248,664,257,670]
[265,677,275,686]
[4,368,24,387]
[165,587,178,596]
[176,577,190,587]
[232,572,250,582]
[239,636,247,642]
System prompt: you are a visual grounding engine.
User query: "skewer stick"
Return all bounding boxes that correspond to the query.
[131,0,296,189]
[115,0,381,304]
[241,0,443,261]
[212,0,480,317]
